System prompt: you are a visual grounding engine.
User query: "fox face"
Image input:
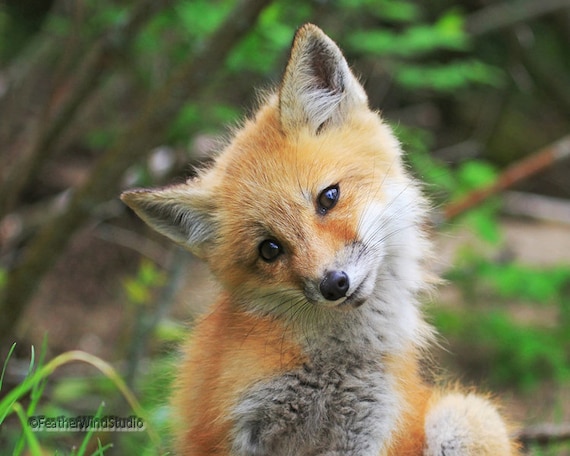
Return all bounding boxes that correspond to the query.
[122,24,428,333]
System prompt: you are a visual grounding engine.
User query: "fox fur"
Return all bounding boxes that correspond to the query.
[121,23,519,456]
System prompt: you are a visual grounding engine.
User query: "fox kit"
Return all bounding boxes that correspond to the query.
[122,24,519,456]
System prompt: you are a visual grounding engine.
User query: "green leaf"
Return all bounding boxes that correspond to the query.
[395,60,503,91]
[457,160,498,192]
[176,0,231,38]
[464,208,502,244]
[347,30,399,57]
[435,9,465,39]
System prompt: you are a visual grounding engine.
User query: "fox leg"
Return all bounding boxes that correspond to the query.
[423,392,517,456]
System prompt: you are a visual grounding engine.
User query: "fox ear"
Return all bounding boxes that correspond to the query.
[121,184,217,259]
[279,23,367,135]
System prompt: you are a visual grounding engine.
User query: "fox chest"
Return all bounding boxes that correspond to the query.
[229,352,399,456]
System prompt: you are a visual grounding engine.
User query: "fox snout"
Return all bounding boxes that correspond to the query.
[320,270,350,301]
[304,263,371,309]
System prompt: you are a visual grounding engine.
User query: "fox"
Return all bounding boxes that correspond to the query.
[121,24,519,456]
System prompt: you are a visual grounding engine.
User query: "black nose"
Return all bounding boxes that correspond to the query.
[320,270,350,301]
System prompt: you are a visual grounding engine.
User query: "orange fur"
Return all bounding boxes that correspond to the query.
[383,350,432,455]
[171,294,306,455]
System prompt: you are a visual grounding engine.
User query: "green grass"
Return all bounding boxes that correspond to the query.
[0,343,167,455]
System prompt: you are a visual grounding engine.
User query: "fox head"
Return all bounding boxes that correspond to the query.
[122,24,430,326]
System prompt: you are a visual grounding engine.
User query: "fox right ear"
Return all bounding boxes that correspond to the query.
[121,184,217,259]
[279,23,367,135]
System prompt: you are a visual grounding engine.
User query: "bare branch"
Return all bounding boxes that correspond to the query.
[441,135,570,222]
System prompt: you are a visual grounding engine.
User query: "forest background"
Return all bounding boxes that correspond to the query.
[0,0,570,454]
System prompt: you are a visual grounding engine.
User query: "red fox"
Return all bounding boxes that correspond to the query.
[122,24,519,455]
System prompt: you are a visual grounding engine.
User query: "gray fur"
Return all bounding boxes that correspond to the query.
[230,331,396,456]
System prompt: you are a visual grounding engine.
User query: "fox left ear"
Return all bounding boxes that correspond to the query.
[279,24,368,135]
[120,184,217,259]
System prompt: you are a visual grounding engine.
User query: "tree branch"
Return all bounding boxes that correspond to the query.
[441,135,570,222]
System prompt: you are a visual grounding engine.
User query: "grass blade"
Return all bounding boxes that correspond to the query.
[0,342,17,392]
[11,402,42,456]
[75,401,105,456]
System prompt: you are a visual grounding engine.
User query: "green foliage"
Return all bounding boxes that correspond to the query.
[227,3,309,74]
[395,59,503,92]
[349,10,468,58]
[400,127,569,392]
[397,127,457,196]
[461,204,502,244]
[437,251,570,390]
[451,254,570,303]
[434,307,570,390]
[85,127,118,151]
[119,355,176,455]
[175,0,232,39]
[123,259,166,307]
[338,0,420,22]
[529,442,570,456]
[85,1,129,31]
[346,7,503,92]
[454,161,497,194]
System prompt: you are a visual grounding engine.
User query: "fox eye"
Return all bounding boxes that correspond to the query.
[317,184,340,214]
[259,239,283,262]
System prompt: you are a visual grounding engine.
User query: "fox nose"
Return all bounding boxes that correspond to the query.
[320,270,350,301]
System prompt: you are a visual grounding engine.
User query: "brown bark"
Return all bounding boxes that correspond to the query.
[0,0,175,219]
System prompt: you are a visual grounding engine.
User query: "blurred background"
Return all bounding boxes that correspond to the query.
[0,0,569,454]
